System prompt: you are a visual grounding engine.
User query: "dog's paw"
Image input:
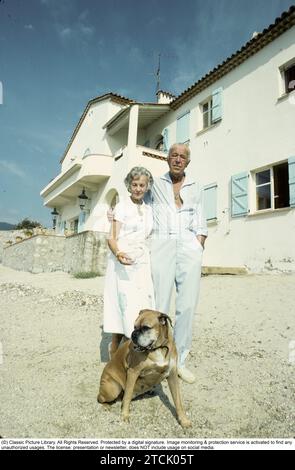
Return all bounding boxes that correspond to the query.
[179,417,192,429]
[121,413,130,423]
[102,403,112,411]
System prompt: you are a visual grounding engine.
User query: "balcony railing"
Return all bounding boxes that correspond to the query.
[137,145,168,161]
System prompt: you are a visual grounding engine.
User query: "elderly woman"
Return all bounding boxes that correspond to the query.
[103,166,155,358]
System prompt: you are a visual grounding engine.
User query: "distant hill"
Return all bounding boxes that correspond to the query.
[0,222,16,230]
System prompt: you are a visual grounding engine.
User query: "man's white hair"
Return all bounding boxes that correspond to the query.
[168,143,190,161]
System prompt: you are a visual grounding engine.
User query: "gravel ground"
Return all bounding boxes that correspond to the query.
[0,265,294,439]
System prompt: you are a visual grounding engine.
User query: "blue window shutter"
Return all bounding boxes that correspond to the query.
[163,128,169,153]
[78,211,86,232]
[231,172,249,217]
[176,111,190,143]
[212,87,222,123]
[288,156,295,207]
[204,183,217,220]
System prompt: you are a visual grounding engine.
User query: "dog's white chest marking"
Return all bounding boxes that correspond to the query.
[152,349,169,368]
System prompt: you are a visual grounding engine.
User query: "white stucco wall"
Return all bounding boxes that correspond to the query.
[185,27,295,272]
[61,99,125,171]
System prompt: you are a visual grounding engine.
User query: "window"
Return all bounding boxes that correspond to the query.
[284,63,295,94]
[255,163,290,211]
[202,99,212,129]
[154,137,163,151]
[70,219,79,233]
[156,140,164,151]
[200,87,222,131]
[232,159,295,218]
[58,220,67,235]
[255,169,271,210]
[279,60,295,96]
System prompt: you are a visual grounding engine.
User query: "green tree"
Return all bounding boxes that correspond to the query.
[15,218,43,230]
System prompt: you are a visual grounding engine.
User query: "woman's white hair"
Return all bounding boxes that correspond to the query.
[124,166,154,192]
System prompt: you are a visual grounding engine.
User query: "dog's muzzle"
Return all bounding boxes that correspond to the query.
[131,328,154,352]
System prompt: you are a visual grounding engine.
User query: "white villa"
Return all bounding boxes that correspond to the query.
[41,6,295,273]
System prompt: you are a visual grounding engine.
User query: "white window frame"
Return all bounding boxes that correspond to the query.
[253,167,273,212]
[199,89,222,132]
[251,161,289,213]
[200,97,213,130]
[279,58,295,97]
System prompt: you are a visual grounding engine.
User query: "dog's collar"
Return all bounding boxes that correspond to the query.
[133,343,169,355]
[133,344,154,352]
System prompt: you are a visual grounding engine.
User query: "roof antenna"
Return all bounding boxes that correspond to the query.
[156,53,161,94]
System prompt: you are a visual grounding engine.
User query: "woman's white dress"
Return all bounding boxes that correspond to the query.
[103,197,155,338]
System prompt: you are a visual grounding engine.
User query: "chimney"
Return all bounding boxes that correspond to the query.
[156,90,176,104]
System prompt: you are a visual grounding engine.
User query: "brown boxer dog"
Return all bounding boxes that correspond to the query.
[97,309,191,428]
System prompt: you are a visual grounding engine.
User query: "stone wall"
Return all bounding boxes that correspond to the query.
[0,229,55,263]
[0,230,24,262]
[2,235,66,273]
[63,231,108,275]
[1,231,108,275]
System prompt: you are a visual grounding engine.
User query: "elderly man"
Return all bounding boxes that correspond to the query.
[147,143,207,383]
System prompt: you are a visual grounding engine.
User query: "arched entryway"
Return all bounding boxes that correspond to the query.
[105,189,119,209]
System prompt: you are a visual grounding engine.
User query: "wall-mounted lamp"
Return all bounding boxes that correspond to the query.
[78,188,89,210]
[51,207,59,230]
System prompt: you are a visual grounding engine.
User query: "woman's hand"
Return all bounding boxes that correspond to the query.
[116,251,133,265]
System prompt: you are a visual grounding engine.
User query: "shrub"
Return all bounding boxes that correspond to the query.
[23,230,34,237]
[72,271,101,279]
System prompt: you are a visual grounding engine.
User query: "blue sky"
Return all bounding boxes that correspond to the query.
[0,0,294,226]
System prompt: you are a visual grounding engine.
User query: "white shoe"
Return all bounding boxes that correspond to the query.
[178,366,196,384]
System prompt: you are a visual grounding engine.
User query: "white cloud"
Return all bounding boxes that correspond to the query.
[148,17,165,28]
[24,24,34,30]
[0,160,26,179]
[128,47,145,65]
[79,10,89,21]
[79,24,95,36]
[59,27,72,38]
[40,0,95,43]
[57,23,95,41]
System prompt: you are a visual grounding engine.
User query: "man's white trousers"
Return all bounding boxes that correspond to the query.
[150,237,203,367]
